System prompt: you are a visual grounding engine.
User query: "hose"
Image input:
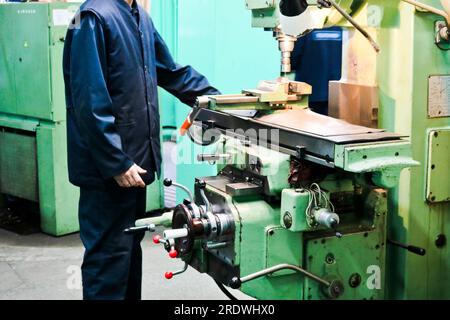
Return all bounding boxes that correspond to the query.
[214,280,239,301]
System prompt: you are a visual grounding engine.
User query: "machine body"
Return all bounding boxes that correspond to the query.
[133,0,450,300]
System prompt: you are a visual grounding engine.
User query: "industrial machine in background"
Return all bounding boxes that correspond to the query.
[0,2,164,236]
[131,0,450,300]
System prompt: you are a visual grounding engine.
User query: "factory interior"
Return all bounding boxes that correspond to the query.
[0,0,449,303]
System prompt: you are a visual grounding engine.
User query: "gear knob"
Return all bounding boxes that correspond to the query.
[163,179,173,187]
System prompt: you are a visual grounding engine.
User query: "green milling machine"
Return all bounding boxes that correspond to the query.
[0,2,164,236]
[131,0,450,300]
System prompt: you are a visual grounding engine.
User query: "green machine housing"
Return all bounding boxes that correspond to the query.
[135,0,450,300]
[0,3,163,236]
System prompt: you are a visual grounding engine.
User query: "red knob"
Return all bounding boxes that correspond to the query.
[165,272,173,280]
[169,249,178,259]
[153,235,162,244]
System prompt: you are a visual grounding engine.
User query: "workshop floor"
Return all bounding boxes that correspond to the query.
[0,228,251,300]
[0,141,251,300]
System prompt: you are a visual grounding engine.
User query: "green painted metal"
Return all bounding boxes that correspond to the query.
[372,0,450,299]
[425,128,450,203]
[334,141,419,189]
[0,130,38,202]
[36,121,79,235]
[280,189,311,232]
[0,3,81,235]
[179,135,401,300]
[306,189,387,300]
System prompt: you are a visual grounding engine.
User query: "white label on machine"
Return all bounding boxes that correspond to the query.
[53,9,75,26]
[428,75,450,118]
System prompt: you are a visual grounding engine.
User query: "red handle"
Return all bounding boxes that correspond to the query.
[179,118,192,136]
[153,235,162,244]
[169,249,178,259]
[165,272,174,280]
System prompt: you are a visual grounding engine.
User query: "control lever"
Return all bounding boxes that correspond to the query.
[319,0,380,53]
[165,262,189,280]
[197,153,231,163]
[124,224,155,235]
[388,239,426,256]
[164,178,194,203]
[229,263,344,299]
[153,235,189,279]
[180,96,210,136]
[196,180,211,214]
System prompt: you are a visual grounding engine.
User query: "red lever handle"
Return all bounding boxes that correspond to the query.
[169,249,178,259]
[165,272,174,280]
[180,118,192,136]
[153,235,162,244]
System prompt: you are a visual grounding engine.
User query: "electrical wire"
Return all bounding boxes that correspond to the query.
[215,280,239,301]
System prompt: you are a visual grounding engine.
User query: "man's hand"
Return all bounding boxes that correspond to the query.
[114,164,147,188]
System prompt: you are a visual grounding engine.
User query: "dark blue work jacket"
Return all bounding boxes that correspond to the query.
[63,0,219,189]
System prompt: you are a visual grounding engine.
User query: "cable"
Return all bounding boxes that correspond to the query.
[215,280,239,301]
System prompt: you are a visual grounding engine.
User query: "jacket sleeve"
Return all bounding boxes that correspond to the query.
[69,13,134,179]
[153,27,221,106]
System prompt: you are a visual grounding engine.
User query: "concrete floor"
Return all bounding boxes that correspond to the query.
[0,141,252,300]
[0,227,251,300]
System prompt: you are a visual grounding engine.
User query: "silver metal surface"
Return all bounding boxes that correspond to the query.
[225,182,264,197]
[256,109,386,137]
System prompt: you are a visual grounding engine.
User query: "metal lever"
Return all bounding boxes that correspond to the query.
[165,262,189,280]
[180,96,210,136]
[388,239,426,256]
[229,263,344,299]
[319,0,380,53]
[124,224,155,235]
[163,178,194,203]
[196,180,211,214]
[197,153,231,163]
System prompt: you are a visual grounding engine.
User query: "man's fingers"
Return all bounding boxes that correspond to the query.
[124,174,135,188]
[114,164,147,188]
[136,165,147,175]
[132,172,146,188]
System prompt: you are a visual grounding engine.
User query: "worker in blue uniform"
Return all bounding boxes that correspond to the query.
[291,27,343,115]
[63,0,220,300]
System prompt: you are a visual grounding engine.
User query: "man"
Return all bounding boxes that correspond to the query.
[63,0,220,300]
[291,27,343,115]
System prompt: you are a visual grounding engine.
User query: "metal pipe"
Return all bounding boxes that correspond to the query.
[327,0,380,53]
[172,182,194,203]
[401,0,450,25]
[240,263,331,287]
[173,262,189,276]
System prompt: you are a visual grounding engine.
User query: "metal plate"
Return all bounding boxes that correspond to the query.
[428,76,450,118]
[426,129,450,203]
[256,109,384,137]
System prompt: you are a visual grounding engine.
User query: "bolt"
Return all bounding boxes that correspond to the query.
[283,212,293,229]
[325,253,335,264]
[435,234,447,248]
[349,273,362,288]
